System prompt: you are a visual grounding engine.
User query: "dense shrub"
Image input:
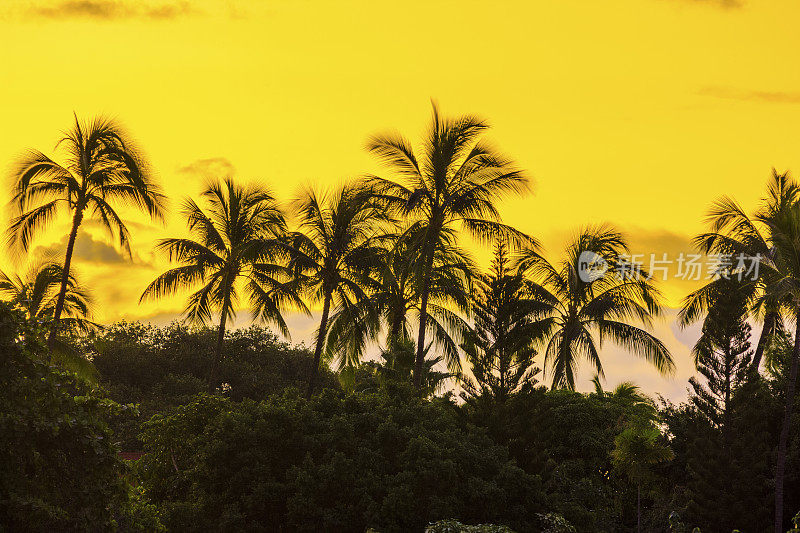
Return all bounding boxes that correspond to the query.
[464,387,665,532]
[0,303,161,531]
[90,322,338,448]
[425,519,515,532]
[138,389,545,532]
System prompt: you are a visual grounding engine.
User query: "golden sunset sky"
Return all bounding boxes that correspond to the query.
[1,0,799,398]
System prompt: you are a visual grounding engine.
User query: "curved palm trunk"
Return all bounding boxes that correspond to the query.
[208,294,230,392]
[774,308,800,533]
[307,292,332,398]
[46,210,83,357]
[753,311,777,372]
[414,249,436,389]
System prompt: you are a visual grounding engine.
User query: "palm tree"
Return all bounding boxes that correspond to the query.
[0,261,98,381]
[681,170,798,371]
[378,338,454,396]
[325,227,474,374]
[8,115,165,352]
[611,424,674,533]
[366,102,533,388]
[283,184,389,397]
[516,226,674,390]
[460,239,545,403]
[141,178,301,389]
[755,203,800,533]
[679,171,800,531]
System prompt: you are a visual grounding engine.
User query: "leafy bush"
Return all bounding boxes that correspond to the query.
[425,519,515,532]
[90,322,338,448]
[0,302,161,532]
[138,389,545,532]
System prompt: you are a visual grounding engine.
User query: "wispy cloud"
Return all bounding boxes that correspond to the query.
[665,0,744,8]
[178,157,237,179]
[31,230,150,266]
[699,86,800,104]
[25,0,198,20]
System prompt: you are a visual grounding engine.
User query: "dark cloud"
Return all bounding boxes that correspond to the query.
[32,230,149,265]
[698,86,800,104]
[26,0,198,20]
[177,157,237,179]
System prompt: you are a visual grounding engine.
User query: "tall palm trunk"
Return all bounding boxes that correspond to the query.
[208,292,230,392]
[388,313,404,351]
[723,344,732,448]
[774,308,800,533]
[414,248,436,389]
[307,292,332,398]
[753,311,777,371]
[47,210,83,356]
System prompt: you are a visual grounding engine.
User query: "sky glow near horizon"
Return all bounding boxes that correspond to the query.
[1,0,799,399]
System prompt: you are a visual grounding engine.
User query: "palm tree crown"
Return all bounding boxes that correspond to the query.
[0,261,98,380]
[8,115,164,350]
[326,227,474,373]
[681,170,799,370]
[284,183,389,397]
[367,102,533,387]
[141,178,299,387]
[0,262,93,331]
[516,226,674,390]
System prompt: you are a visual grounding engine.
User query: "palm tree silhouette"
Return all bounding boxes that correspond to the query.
[516,226,674,390]
[325,228,473,374]
[283,184,388,397]
[8,115,165,352]
[611,424,674,533]
[141,178,301,389]
[367,102,532,388]
[0,261,98,381]
[754,202,800,533]
[681,170,799,372]
[377,338,454,397]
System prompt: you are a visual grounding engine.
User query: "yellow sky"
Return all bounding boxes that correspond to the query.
[1,0,799,397]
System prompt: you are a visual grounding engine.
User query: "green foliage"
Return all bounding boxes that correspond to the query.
[465,386,665,532]
[611,425,673,488]
[788,511,800,532]
[90,321,338,449]
[0,261,99,382]
[662,376,781,531]
[425,519,515,532]
[342,339,454,397]
[0,302,159,531]
[536,513,576,533]
[137,389,544,532]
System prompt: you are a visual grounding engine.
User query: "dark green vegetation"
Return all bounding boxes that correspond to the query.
[2,111,800,531]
